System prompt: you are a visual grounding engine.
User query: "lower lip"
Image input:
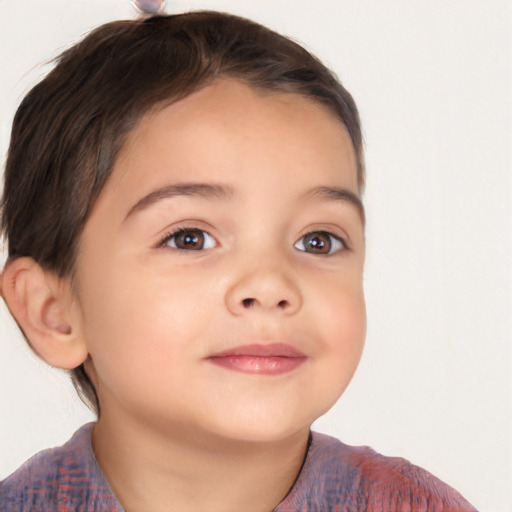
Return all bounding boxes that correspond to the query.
[208,355,307,375]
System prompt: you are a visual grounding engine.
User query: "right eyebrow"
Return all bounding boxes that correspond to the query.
[124,182,234,222]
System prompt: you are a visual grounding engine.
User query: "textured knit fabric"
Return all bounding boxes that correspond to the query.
[274,433,478,512]
[0,423,477,512]
[0,424,121,512]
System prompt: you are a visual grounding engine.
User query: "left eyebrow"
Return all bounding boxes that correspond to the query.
[124,182,234,222]
[302,186,365,225]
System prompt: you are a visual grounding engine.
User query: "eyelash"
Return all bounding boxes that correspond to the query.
[158,227,216,252]
[294,230,348,255]
[158,227,349,255]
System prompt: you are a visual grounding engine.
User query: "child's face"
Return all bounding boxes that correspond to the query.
[74,79,366,443]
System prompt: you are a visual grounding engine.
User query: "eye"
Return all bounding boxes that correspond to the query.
[161,228,216,251]
[294,231,346,255]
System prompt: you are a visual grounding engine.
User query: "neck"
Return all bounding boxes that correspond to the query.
[92,412,310,512]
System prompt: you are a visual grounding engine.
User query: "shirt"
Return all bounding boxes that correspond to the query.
[0,423,477,511]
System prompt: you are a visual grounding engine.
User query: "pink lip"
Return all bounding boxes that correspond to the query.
[207,343,307,375]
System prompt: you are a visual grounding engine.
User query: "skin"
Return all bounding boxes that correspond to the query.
[3,79,366,511]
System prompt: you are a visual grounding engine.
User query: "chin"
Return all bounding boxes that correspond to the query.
[204,407,321,446]
[202,390,344,445]
[214,423,309,445]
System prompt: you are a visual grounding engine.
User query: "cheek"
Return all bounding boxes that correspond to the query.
[313,266,366,334]
[285,273,365,423]
[78,284,206,409]
[312,273,366,369]
[77,259,215,371]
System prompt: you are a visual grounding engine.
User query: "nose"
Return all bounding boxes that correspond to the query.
[225,261,302,316]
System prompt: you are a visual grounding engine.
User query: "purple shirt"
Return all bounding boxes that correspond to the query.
[0,423,477,511]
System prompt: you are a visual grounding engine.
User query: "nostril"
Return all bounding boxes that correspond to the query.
[242,298,255,308]
[240,298,290,309]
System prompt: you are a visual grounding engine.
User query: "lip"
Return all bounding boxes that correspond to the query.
[207,343,307,375]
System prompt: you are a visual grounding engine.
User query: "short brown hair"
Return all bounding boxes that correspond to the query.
[1,11,364,415]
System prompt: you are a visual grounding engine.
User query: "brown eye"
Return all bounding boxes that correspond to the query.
[294,231,345,255]
[164,229,216,251]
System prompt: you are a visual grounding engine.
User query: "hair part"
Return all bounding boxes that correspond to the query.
[0,11,365,416]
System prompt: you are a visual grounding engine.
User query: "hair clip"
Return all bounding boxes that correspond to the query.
[130,0,167,15]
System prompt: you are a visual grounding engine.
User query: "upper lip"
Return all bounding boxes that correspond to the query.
[208,343,306,358]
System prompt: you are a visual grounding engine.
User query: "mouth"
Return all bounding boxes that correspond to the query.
[206,343,307,375]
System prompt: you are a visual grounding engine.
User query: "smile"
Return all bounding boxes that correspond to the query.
[207,343,307,375]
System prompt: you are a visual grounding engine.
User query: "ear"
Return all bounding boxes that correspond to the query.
[1,257,88,370]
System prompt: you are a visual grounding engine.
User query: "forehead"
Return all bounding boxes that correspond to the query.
[93,79,359,224]
[114,80,356,182]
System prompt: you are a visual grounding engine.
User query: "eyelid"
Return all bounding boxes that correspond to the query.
[296,223,350,248]
[155,222,218,251]
[165,229,216,250]
[294,230,348,255]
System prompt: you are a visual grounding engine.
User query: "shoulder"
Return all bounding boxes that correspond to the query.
[0,423,121,512]
[277,432,478,512]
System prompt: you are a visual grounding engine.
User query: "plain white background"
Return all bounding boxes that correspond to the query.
[1,1,510,511]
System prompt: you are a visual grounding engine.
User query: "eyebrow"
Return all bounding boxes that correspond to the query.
[124,182,234,221]
[124,182,365,224]
[303,186,365,224]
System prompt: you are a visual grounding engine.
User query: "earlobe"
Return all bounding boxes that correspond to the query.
[1,257,88,370]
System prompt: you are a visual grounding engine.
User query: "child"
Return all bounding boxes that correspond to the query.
[0,11,477,512]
